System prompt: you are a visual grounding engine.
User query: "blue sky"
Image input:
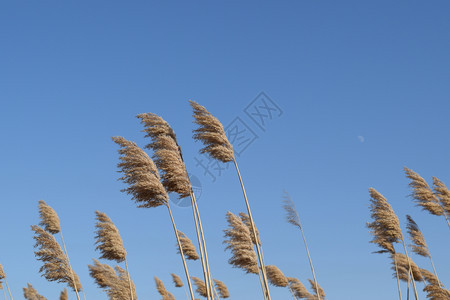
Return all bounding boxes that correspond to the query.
[1,1,449,299]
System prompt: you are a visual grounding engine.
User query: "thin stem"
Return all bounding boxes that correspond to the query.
[428,255,441,288]
[233,158,271,300]
[288,285,297,299]
[4,279,12,300]
[401,238,419,300]
[124,258,134,300]
[393,253,403,300]
[188,192,211,300]
[2,287,6,300]
[257,268,268,300]
[59,231,81,300]
[167,204,195,300]
[191,191,215,299]
[81,290,86,300]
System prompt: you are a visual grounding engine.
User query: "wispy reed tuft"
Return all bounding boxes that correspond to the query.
[390,253,423,282]
[265,265,288,287]
[60,288,68,300]
[171,273,184,287]
[31,225,82,292]
[214,279,230,298]
[223,212,259,274]
[406,215,429,257]
[404,167,444,216]
[38,200,61,234]
[190,101,234,162]
[95,211,127,262]
[154,276,175,300]
[308,279,326,299]
[113,136,169,207]
[239,212,261,245]
[88,259,137,300]
[433,177,450,216]
[177,230,199,260]
[23,283,47,300]
[287,277,312,299]
[420,268,450,300]
[191,277,207,298]
[137,113,191,198]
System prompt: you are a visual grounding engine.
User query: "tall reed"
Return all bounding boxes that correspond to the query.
[113,136,195,299]
[94,211,134,300]
[287,277,313,299]
[214,279,230,299]
[282,192,321,299]
[38,200,81,300]
[420,268,450,299]
[31,225,82,296]
[404,167,450,228]
[23,283,47,300]
[88,259,137,300]
[265,265,289,288]
[138,113,214,299]
[190,100,271,300]
[155,276,175,300]
[308,279,326,300]
[0,264,13,300]
[432,177,450,222]
[406,215,441,287]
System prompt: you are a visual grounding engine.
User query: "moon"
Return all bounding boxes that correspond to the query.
[358,136,365,143]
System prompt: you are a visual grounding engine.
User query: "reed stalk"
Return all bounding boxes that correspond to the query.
[2,287,6,300]
[59,231,81,300]
[393,254,403,300]
[4,280,12,300]
[400,239,419,300]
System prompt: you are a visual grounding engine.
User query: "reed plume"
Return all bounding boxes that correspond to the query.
[390,253,423,282]
[283,192,321,299]
[38,200,61,234]
[404,167,449,227]
[94,211,134,300]
[177,231,199,260]
[23,283,47,300]
[213,279,230,298]
[191,101,271,300]
[420,268,450,300]
[137,113,213,299]
[367,188,410,300]
[154,276,175,300]
[287,277,313,299]
[433,177,450,217]
[239,213,261,246]
[31,225,82,292]
[37,201,80,300]
[265,265,288,287]
[223,212,259,274]
[113,136,195,299]
[60,288,68,300]
[88,259,137,300]
[308,279,326,300]
[0,264,13,300]
[172,273,184,287]
[192,277,207,298]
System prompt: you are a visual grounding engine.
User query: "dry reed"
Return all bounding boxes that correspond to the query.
[113,136,169,208]
[171,273,184,287]
[177,231,200,260]
[406,215,429,257]
[223,212,259,274]
[60,288,68,300]
[0,264,12,300]
[265,265,288,287]
[287,277,313,299]
[390,253,423,282]
[136,114,213,299]
[89,259,137,300]
[23,283,47,300]
[192,277,208,298]
[38,200,61,234]
[154,276,175,300]
[283,192,321,299]
[404,167,445,217]
[420,268,450,300]
[308,278,326,300]
[31,225,82,292]
[433,177,450,216]
[213,279,230,298]
[95,211,127,262]
[239,213,261,246]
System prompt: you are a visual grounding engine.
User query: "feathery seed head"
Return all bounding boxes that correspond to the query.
[171,273,184,287]
[265,265,289,287]
[190,101,234,163]
[404,167,444,216]
[224,212,259,274]
[406,215,429,257]
[214,279,230,298]
[60,288,68,300]
[95,211,127,262]
[287,277,313,299]
[137,113,191,199]
[38,200,61,234]
[308,279,326,299]
[391,253,423,282]
[177,230,199,260]
[433,177,450,216]
[113,136,168,208]
[23,283,47,300]
[0,264,5,279]
[239,212,261,246]
[191,276,208,298]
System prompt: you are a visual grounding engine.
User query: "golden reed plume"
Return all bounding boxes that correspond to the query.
[213,279,230,298]
[177,230,199,260]
[154,276,175,300]
[23,283,47,300]
[0,264,13,300]
[60,288,68,300]
[287,277,313,299]
[38,200,61,234]
[265,265,288,287]
[191,277,207,298]
[171,273,184,287]
[433,177,450,217]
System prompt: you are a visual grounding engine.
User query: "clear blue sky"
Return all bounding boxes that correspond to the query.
[1,1,449,299]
